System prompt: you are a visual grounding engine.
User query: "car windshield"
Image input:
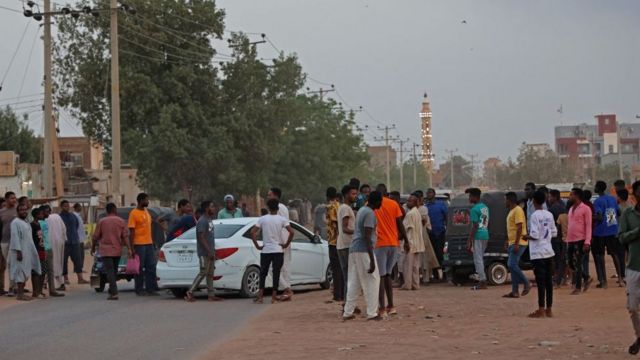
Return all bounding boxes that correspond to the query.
[176,224,245,240]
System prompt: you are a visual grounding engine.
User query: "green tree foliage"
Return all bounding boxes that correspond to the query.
[0,107,40,163]
[53,0,367,202]
[439,155,472,189]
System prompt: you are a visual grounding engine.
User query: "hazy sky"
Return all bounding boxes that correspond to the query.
[2,0,640,164]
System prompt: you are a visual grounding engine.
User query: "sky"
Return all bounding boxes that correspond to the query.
[1,0,640,165]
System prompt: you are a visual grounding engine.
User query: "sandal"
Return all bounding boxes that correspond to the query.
[629,339,640,355]
[366,315,383,321]
[527,309,545,318]
[208,296,224,302]
[342,315,356,322]
[184,291,195,302]
[521,284,531,296]
[502,292,520,298]
[253,297,263,304]
[107,295,119,301]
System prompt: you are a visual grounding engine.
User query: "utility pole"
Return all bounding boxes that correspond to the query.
[307,84,335,101]
[42,0,53,198]
[467,153,478,186]
[374,125,398,190]
[396,138,409,194]
[444,148,458,190]
[110,0,121,205]
[412,143,421,186]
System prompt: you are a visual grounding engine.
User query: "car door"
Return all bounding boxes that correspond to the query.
[290,223,324,283]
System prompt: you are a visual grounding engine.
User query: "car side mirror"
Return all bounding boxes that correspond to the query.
[313,234,322,244]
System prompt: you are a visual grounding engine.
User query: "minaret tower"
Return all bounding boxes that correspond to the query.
[419,93,434,187]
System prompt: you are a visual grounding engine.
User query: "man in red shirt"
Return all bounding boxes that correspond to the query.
[373,184,407,317]
[92,203,130,300]
[566,188,594,295]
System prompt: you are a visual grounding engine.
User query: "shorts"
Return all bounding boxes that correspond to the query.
[606,236,623,256]
[374,246,398,276]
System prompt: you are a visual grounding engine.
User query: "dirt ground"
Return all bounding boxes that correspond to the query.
[208,262,633,360]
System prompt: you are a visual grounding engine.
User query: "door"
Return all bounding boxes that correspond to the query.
[290,224,324,283]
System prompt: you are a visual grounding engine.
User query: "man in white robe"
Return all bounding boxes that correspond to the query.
[44,205,67,290]
[10,204,41,301]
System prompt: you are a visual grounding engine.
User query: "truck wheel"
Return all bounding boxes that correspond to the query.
[240,266,261,298]
[487,262,508,286]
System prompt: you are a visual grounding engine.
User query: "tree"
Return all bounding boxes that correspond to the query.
[0,107,40,163]
[438,155,472,189]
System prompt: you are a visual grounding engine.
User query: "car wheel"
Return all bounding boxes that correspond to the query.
[487,262,508,286]
[170,288,188,299]
[94,275,106,293]
[320,265,332,290]
[240,266,260,298]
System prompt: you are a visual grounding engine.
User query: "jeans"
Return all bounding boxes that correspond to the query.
[63,243,83,275]
[551,240,566,286]
[533,257,553,308]
[473,240,488,282]
[103,256,121,296]
[337,248,350,298]
[592,236,608,285]
[134,244,157,293]
[568,241,589,290]
[507,244,527,294]
[260,253,284,290]
[189,256,215,296]
[328,245,344,301]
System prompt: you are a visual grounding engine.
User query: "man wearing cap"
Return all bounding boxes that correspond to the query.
[218,195,243,219]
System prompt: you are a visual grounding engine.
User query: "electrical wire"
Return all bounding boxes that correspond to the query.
[119,36,212,63]
[1,21,31,91]
[0,92,43,102]
[0,97,44,106]
[0,4,22,13]
[16,26,40,101]
[264,35,281,54]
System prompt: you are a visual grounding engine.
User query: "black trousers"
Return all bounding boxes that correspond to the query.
[328,245,344,301]
[260,253,284,291]
[551,239,566,286]
[103,256,121,295]
[63,243,83,275]
[533,258,553,308]
[568,241,589,289]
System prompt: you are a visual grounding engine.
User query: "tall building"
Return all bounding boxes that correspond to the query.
[420,93,434,187]
[554,114,640,180]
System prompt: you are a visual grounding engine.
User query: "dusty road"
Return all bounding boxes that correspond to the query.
[210,266,633,360]
[0,273,264,360]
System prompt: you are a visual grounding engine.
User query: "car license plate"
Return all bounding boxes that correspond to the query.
[177,252,192,263]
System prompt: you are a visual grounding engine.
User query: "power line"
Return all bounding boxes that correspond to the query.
[119,36,213,63]
[0,4,22,13]
[0,97,44,106]
[1,20,31,91]
[264,35,281,54]
[17,26,41,101]
[0,92,43,102]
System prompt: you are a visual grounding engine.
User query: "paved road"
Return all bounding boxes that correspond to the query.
[0,282,264,360]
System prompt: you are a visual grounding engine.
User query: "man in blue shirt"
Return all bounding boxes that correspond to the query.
[59,200,88,285]
[425,188,448,281]
[593,181,622,288]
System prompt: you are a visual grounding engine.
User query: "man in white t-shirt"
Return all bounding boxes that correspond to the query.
[268,187,294,300]
[524,190,557,319]
[337,184,357,301]
[251,199,294,304]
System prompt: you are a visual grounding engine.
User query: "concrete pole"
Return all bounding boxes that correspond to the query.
[110,0,121,205]
[42,0,53,197]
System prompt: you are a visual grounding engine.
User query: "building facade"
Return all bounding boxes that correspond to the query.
[367,145,397,170]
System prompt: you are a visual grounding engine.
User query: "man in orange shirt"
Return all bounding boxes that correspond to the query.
[128,193,158,296]
[374,184,408,317]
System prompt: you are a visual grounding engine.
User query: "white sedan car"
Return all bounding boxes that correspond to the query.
[156,217,331,298]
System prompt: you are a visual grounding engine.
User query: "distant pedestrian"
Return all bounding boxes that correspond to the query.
[425,188,448,281]
[0,191,18,296]
[241,203,250,217]
[414,190,439,284]
[467,188,489,290]
[524,190,557,318]
[218,195,243,219]
[343,191,383,321]
[373,184,407,317]
[92,203,129,300]
[525,182,547,229]
[620,181,640,354]
[30,208,46,298]
[504,191,530,298]
[128,193,158,296]
[250,199,294,304]
[10,204,41,301]
[593,181,623,288]
[354,184,371,213]
[401,193,424,290]
[158,199,192,236]
[337,184,357,303]
[548,189,567,287]
[185,201,222,302]
[37,206,63,297]
[325,187,344,302]
[267,187,293,300]
[73,203,87,268]
[166,209,197,242]
[44,205,66,291]
[60,200,87,285]
[566,188,593,295]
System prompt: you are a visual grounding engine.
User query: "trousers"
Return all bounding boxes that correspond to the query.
[402,252,421,290]
[189,256,215,296]
[260,253,284,291]
[337,248,350,298]
[343,252,380,319]
[533,257,554,308]
[328,245,344,301]
[473,240,488,282]
[627,269,640,338]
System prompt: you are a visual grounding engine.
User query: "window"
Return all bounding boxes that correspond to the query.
[70,153,83,167]
[578,144,591,155]
[291,225,313,243]
[605,118,610,125]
